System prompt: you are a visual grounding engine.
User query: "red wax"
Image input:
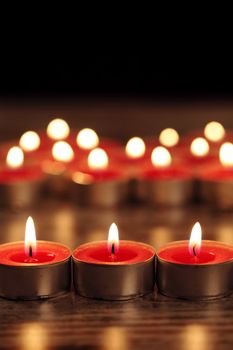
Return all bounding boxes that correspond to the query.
[200,166,233,181]
[0,165,44,184]
[73,241,155,265]
[0,241,70,266]
[139,165,192,181]
[157,240,233,265]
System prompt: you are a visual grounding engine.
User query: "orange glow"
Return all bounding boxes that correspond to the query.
[76,128,99,150]
[151,146,172,167]
[159,128,179,147]
[125,137,146,158]
[189,222,202,257]
[204,121,225,142]
[6,146,24,169]
[52,141,74,163]
[88,148,109,169]
[25,216,37,257]
[219,142,233,167]
[19,131,40,152]
[47,118,70,140]
[190,137,209,157]
[108,223,119,255]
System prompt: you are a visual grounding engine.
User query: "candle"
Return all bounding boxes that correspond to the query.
[72,223,155,300]
[156,222,233,300]
[41,141,75,196]
[0,216,71,300]
[159,128,179,148]
[0,146,45,209]
[200,142,233,209]
[69,148,128,207]
[76,128,99,150]
[47,118,70,141]
[19,131,41,152]
[137,146,193,206]
[204,121,226,143]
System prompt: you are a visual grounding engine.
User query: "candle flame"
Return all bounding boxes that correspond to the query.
[6,146,24,168]
[108,223,119,255]
[159,128,179,147]
[219,142,233,167]
[47,118,70,140]
[76,128,99,150]
[189,222,202,257]
[25,216,37,257]
[151,146,172,167]
[190,137,209,157]
[88,148,109,169]
[204,121,225,142]
[125,137,146,159]
[52,141,74,163]
[19,131,40,152]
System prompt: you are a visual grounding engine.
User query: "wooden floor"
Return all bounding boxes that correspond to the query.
[0,200,233,350]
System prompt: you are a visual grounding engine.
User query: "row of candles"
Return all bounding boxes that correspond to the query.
[0,216,232,301]
[1,119,233,209]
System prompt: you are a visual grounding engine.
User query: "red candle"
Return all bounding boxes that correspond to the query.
[0,146,45,208]
[157,222,233,300]
[199,142,233,210]
[69,148,128,207]
[0,216,71,300]
[138,146,193,206]
[72,223,155,300]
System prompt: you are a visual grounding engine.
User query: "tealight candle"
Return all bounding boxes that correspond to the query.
[156,222,233,300]
[76,128,99,150]
[0,146,45,209]
[200,142,233,209]
[159,128,179,148]
[42,141,75,196]
[46,118,70,141]
[72,223,155,300]
[137,146,193,206]
[69,148,128,207]
[0,216,71,300]
[204,121,225,143]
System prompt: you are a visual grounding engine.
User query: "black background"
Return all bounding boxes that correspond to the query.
[0,55,232,99]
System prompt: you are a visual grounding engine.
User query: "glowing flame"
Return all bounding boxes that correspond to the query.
[151,146,172,167]
[125,137,146,158]
[108,223,119,255]
[189,222,202,257]
[52,141,74,162]
[25,216,37,257]
[19,131,41,152]
[46,118,70,140]
[76,128,99,150]
[204,121,225,142]
[219,142,233,167]
[6,146,24,169]
[88,148,108,169]
[190,137,209,157]
[159,128,179,147]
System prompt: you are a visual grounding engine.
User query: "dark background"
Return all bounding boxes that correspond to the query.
[0,55,233,141]
[0,55,232,98]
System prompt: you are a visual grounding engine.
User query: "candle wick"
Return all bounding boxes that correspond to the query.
[111,243,115,255]
[193,244,196,257]
[29,245,33,258]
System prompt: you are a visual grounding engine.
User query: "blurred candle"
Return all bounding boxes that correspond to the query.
[6,146,24,169]
[190,137,209,157]
[52,141,74,163]
[204,121,225,143]
[47,118,70,140]
[125,137,146,159]
[88,148,108,169]
[76,128,99,150]
[19,131,40,152]
[159,128,179,147]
